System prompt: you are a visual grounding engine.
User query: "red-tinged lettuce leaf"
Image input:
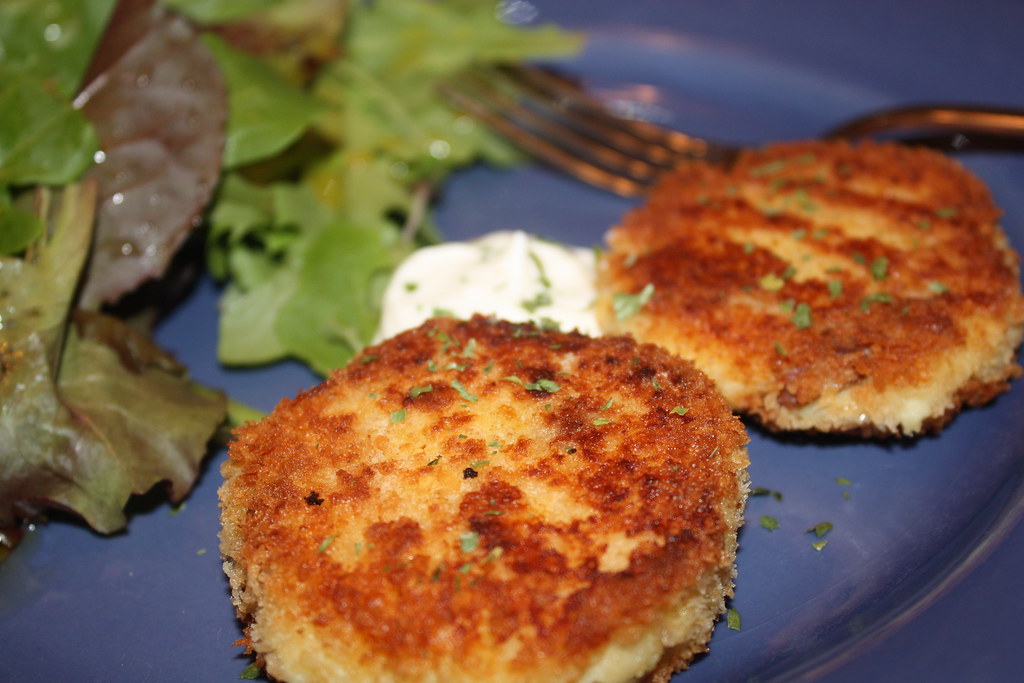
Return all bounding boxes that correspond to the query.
[75,0,227,308]
[54,311,226,531]
[0,182,226,534]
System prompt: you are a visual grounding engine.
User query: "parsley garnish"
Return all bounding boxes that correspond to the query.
[806,521,833,538]
[239,663,262,680]
[670,406,689,416]
[759,516,780,531]
[612,283,655,321]
[390,408,407,423]
[759,273,785,292]
[409,384,433,399]
[792,302,812,329]
[827,279,843,299]
[860,292,893,312]
[870,257,889,281]
[592,417,612,426]
[317,535,337,553]
[751,487,784,501]
[450,380,478,402]
[460,531,479,553]
[525,378,560,393]
[929,281,949,294]
[726,608,741,630]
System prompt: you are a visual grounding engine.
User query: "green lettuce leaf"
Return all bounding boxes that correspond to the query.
[203,33,327,168]
[208,0,581,374]
[0,71,99,187]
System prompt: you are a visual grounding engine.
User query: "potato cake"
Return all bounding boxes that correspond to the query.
[597,140,1024,436]
[219,315,749,683]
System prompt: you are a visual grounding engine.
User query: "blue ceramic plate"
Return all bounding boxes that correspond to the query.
[3,1,1023,680]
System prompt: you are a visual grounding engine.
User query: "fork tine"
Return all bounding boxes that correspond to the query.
[498,64,722,164]
[441,67,657,197]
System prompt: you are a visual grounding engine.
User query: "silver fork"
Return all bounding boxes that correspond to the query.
[440,63,1024,198]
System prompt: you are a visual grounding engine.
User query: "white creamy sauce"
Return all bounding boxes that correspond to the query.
[376,230,600,340]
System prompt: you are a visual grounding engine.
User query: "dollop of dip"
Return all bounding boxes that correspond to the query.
[376,230,599,340]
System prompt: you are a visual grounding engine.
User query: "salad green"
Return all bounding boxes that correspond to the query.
[0,0,580,549]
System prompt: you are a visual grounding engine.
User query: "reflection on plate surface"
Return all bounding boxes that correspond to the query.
[2,1,1023,680]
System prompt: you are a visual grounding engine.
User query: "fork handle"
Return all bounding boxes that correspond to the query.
[826,104,1024,142]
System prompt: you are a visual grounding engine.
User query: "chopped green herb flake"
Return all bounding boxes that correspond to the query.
[751,487,784,501]
[749,159,789,177]
[807,521,834,538]
[317,535,337,553]
[759,515,780,531]
[460,531,479,553]
[835,477,852,486]
[670,406,690,416]
[390,408,407,423]
[529,250,552,289]
[916,218,932,230]
[502,375,525,386]
[484,547,504,563]
[427,360,439,372]
[470,460,491,467]
[239,663,262,680]
[600,398,614,411]
[772,341,788,356]
[812,540,829,551]
[404,282,418,292]
[450,380,479,402]
[521,291,553,313]
[360,354,379,364]
[652,378,663,390]
[433,308,456,319]
[624,252,639,267]
[742,241,755,254]
[444,361,470,371]
[852,252,867,265]
[613,283,655,321]
[935,206,958,219]
[791,228,807,240]
[461,338,478,358]
[727,607,742,630]
[860,292,893,312]
[410,384,433,399]
[928,281,949,294]
[526,378,561,393]
[428,454,442,466]
[592,417,612,426]
[870,257,889,281]
[792,302,812,329]
[759,273,785,292]
[828,279,843,299]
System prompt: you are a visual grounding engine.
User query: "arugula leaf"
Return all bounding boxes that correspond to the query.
[0,0,116,100]
[0,72,99,186]
[202,33,327,168]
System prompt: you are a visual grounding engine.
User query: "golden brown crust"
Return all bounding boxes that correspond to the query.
[220,316,749,682]
[597,140,1024,436]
